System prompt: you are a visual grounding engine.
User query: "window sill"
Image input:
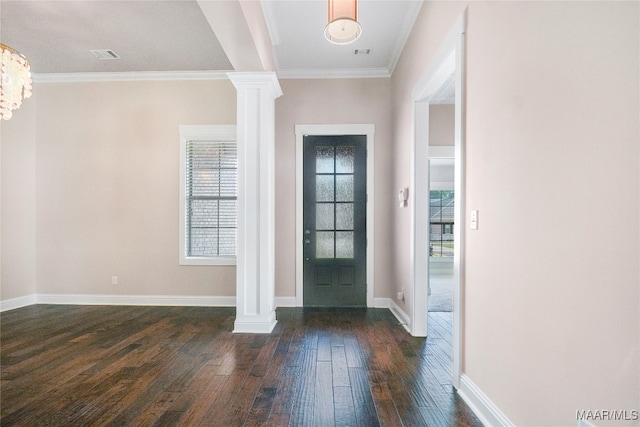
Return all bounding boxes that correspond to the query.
[180,257,236,266]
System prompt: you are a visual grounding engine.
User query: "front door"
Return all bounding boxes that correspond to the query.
[303,135,366,307]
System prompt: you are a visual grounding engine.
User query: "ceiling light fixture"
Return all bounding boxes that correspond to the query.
[324,0,362,45]
[0,44,32,120]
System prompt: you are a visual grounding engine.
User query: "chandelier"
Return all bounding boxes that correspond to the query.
[324,0,362,45]
[1,44,33,120]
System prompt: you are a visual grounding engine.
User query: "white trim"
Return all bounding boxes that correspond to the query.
[275,296,297,307]
[228,72,282,334]
[233,311,277,334]
[372,298,411,333]
[411,101,430,338]
[0,294,37,312]
[32,70,230,83]
[0,294,235,307]
[179,125,238,266]
[2,295,309,311]
[295,124,375,308]
[411,12,466,391]
[428,146,455,159]
[389,300,411,333]
[387,1,424,76]
[458,374,515,427]
[430,181,454,191]
[372,297,390,308]
[277,68,390,80]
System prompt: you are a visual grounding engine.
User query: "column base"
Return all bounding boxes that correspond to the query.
[233,311,277,334]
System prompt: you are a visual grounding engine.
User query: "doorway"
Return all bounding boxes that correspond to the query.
[428,154,455,313]
[302,135,367,307]
[295,124,375,308]
[411,13,465,389]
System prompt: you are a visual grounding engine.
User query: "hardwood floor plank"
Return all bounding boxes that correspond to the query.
[0,306,482,427]
[245,386,277,427]
[331,344,350,387]
[348,367,380,427]
[333,386,356,427]
[314,361,335,426]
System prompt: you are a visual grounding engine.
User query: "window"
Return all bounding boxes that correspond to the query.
[429,190,454,257]
[179,125,237,265]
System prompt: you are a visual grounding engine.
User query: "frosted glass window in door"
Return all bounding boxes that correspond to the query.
[335,175,353,202]
[316,231,335,258]
[316,175,334,202]
[336,146,354,173]
[336,232,354,258]
[316,203,335,230]
[336,203,354,230]
[316,146,334,173]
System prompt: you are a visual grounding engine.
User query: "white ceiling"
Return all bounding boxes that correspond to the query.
[0,0,423,79]
[0,1,233,73]
[262,0,423,78]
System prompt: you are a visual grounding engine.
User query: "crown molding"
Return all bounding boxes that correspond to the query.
[387,1,424,76]
[276,67,390,80]
[32,70,231,83]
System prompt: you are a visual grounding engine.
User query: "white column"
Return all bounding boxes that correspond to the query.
[228,72,282,334]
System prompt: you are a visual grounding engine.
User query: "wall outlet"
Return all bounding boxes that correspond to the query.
[397,289,404,301]
[111,276,118,285]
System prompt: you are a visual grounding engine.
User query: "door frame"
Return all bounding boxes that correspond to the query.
[295,124,375,307]
[411,12,465,388]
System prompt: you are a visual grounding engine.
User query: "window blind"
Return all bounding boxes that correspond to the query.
[186,140,237,257]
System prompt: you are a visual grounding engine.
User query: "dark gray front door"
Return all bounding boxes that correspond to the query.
[303,135,366,307]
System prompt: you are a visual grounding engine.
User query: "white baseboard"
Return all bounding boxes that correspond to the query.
[275,297,297,307]
[389,300,411,333]
[372,297,390,308]
[1,294,303,311]
[373,297,411,333]
[35,294,237,307]
[458,374,514,427]
[0,294,37,312]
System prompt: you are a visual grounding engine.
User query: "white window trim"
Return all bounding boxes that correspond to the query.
[179,125,237,266]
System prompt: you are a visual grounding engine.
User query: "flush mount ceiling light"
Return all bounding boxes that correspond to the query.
[324,0,362,45]
[0,44,32,120]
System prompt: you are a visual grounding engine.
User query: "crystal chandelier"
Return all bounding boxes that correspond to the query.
[1,44,33,120]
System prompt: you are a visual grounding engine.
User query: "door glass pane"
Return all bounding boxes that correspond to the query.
[335,175,353,201]
[335,203,353,230]
[336,146,354,173]
[316,146,334,173]
[335,231,354,258]
[316,231,335,258]
[316,203,334,230]
[316,175,334,201]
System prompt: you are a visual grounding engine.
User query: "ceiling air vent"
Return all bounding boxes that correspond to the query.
[353,49,371,55]
[90,49,120,60]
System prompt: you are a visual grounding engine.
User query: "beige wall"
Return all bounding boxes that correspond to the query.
[390,0,468,315]
[429,104,454,147]
[274,78,394,299]
[393,1,639,425]
[1,94,38,301]
[33,79,238,296]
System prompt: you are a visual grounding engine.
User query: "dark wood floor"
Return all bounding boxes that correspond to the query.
[1,305,481,426]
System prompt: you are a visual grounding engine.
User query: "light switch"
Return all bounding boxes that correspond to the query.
[470,210,478,230]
